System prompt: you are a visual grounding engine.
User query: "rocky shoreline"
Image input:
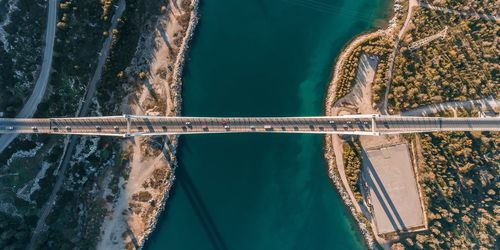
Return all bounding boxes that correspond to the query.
[96,1,200,249]
[323,0,404,249]
[137,0,200,248]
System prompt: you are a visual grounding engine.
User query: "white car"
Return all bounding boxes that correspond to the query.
[6,126,14,130]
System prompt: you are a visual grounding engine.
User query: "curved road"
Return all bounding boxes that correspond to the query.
[0,0,58,153]
[27,1,126,248]
[382,0,417,114]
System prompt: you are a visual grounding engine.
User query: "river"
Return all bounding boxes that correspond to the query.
[146,0,389,249]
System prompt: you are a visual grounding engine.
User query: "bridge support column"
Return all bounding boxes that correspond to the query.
[371,114,377,135]
[124,114,131,137]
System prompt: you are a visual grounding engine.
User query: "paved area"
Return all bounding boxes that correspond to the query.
[362,144,425,234]
[0,115,499,136]
[0,115,498,136]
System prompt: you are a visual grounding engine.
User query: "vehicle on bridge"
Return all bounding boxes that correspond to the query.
[0,114,498,137]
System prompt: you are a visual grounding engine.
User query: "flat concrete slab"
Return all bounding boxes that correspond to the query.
[363,144,425,235]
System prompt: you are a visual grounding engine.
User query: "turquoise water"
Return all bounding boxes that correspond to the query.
[146,0,388,249]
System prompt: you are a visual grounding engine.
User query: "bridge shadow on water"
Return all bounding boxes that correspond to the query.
[174,164,229,250]
[158,135,228,250]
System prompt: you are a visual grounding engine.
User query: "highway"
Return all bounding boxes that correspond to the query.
[0,115,498,136]
[0,0,58,153]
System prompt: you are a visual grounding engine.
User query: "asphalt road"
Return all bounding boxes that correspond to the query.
[1,115,498,136]
[0,0,58,153]
[27,1,126,248]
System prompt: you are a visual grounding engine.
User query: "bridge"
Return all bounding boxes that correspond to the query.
[0,115,498,137]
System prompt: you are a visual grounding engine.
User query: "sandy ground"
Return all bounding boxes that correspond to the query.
[97,141,167,250]
[330,53,380,213]
[326,51,390,248]
[96,1,196,249]
[325,0,496,248]
[334,54,379,115]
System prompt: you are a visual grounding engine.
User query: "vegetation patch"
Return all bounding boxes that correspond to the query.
[335,35,393,104]
[388,8,498,113]
[343,138,363,202]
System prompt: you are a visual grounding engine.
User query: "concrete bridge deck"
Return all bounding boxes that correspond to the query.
[0,115,498,137]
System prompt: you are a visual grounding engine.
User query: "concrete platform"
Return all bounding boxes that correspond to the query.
[362,143,425,235]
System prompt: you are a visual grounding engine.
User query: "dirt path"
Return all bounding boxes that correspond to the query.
[0,0,58,153]
[401,98,500,116]
[419,1,498,22]
[382,0,498,114]
[382,0,418,114]
[330,53,387,211]
[27,1,126,248]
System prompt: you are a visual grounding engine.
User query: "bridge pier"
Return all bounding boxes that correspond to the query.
[124,114,131,137]
[371,115,376,135]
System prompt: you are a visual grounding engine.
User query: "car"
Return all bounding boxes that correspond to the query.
[329,120,335,124]
[95,126,101,131]
[114,126,120,131]
[162,126,167,131]
[137,126,144,132]
[6,126,14,130]
[224,125,230,129]
[264,125,272,131]
[250,126,256,130]
[32,126,38,131]
[185,121,192,127]
[65,126,71,131]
